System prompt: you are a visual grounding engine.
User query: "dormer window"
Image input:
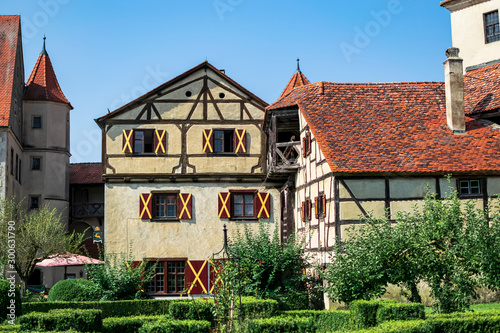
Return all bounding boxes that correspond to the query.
[484,10,500,43]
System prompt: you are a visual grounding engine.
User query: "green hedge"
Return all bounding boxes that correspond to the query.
[47,279,95,302]
[0,279,21,323]
[102,315,165,333]
[0,324,19,332]
[22,299,172,318]
[284,310,352,332]
[169,301,214,323]
[138,319,211,333]
[238,316,315,333]
[236,297,280,319]
[349,300,396,329]
[376,302,425,323]
[19,308,102,332]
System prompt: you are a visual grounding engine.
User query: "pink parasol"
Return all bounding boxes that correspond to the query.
[36,253,103,267]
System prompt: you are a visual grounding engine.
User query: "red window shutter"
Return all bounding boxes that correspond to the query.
[233,129,247,153]
[218,192,231,218]
[301,201,306,222]
[323,195,327,218]
[154,130,166,154]
[202,129,214,153]
[122,129,134,153]
[178,193,192,219]
[255,192,270,219]
[186,260,208,294]
[302,137,306,157]
[307,199,312,221]
[139,193,153,219]
[315,197,319,219]
[306,132,311,155]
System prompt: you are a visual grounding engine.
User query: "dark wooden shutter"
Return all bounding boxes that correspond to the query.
[218,192,231,218]
[315,196,319,219]
[307,199,312,221]
[178,193,192,219]
[302,137,306,157]
[301,201,306,222]
[122,129,134,153]
[306,132,312,156]
[322,195,327,218]
[154,130,166,154]
[140,193,153,219]
[186,260,208,294]
[202,129,214,153]
[233,129,247,153]
[255,192,270,219]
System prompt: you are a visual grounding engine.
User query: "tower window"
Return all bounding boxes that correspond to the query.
[32,116,42,129]
[485,11,500,43]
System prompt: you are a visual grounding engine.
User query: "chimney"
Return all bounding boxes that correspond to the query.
[444,47,465,134]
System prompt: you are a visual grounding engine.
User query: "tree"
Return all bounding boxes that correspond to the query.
[323,187,500,313]
[0,198,84,295]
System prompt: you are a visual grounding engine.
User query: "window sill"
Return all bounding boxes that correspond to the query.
[150,218,180,222]
[458,194,482,199]
[230,217,258,221]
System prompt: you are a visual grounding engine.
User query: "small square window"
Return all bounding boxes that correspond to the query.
[155,194,177,219]
[32,157,41,170]
[32,116,42,129]
[485,11,500,43]
[214,130,234,153]
[30,196,40,209]
[147,260,186,294]
[459,179,482,197]
[134,129,154,154]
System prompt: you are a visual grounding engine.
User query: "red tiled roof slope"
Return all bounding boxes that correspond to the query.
[70,163,103,184]
[464,62,500,116]
[0,16,20,126]
[279,71,311,99]
[24,48,72,108]
[268,81,500,174]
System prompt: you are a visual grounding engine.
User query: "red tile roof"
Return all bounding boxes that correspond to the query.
[24,45,72,109]
[268,81,500,174]
[0,16,20,126]
[70,163,103,184]
[464,62,500,116]
[279,70,311,99]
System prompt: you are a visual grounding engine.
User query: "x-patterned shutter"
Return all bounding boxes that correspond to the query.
[139,193,153,219]
[154,129,166,154]
[209,259,226,293]
[202,129,214,153]
[186,260,208,294]
[218,192,231,218]
[122,129,134,153]
[255,192,270,219]
[315,196,319,219]
[233,129,247,153]
[178,193,192,219]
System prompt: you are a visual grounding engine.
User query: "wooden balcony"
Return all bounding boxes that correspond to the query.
[71,203,104,218]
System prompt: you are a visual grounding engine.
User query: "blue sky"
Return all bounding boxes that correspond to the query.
[3,1,452,163]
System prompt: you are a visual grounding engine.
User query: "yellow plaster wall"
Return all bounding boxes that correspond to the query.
[390,178,436,198]
[105,182,278,260]
[340,201,386,220]
[339,179,385,199]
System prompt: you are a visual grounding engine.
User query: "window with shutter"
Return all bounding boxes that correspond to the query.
[322,195,327,218]
[233,129,247,153]
[147,259,186,294]
[306,132,312,156]
[186,260,208,294]
[178,193,192,219]
[122,129,134,153]
[301,201,306,222]
[202,129,214,153]
[307,199,312,221]
[139,193,153,219]
[219,191,270,220]
[255,192,270,219]
[154,129,166,154]
[315,196,319,219]
[218,192,231,218]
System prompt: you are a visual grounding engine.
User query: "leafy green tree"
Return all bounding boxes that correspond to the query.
[227,223,319,309]
[323,187,500,313]
[0,198,84,295]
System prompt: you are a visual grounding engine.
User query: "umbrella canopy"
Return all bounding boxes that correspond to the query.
[36,253,103,267]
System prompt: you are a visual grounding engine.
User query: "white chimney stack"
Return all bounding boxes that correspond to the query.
[444,47,466,134]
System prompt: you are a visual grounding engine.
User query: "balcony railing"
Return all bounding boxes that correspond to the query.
[71,203,104,218]
[268,136,301,175]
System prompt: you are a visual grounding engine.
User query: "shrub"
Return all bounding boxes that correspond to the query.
[102,315,165,333]
[138,319,211,333]
[376,302,425,323]
[238,316,315,333]
[236,297,279,319]
[19,308,102,332]
[349,300,396,329]
[0,279,21,323]
[22,299,171,318]
[169,301,213,323]
[47,279,96,302]
[284,309,352,332]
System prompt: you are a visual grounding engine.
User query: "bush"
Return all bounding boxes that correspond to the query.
[376,302,425,323]
[350,300,396,329]
[138,319,210,333]
[169,301,214,323]
[238,316,315,333]
[0,279,21,323]
[284,309,352,332]
[47,279,95,302]
[236,297,279,319]
[22,299,171,318]
[19,308,102,332]
[102,315,165,333]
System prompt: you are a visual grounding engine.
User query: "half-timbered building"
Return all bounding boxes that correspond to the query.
[96,61,278,296]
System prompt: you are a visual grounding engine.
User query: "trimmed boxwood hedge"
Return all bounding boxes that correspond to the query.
[376,302,425,323]
[0,279,21,322]
[284,310,351,332]
[19,308,102,332]
[138,319,211,333]
[238,316,316,333]
[350,300,397,329]
[47,279,96,302]
[169,301,214,323]
[102,315,166,333]
[236,297,280,319]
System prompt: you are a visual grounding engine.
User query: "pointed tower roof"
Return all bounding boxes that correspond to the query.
[24,37,73,109]
[278,59,311,99]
